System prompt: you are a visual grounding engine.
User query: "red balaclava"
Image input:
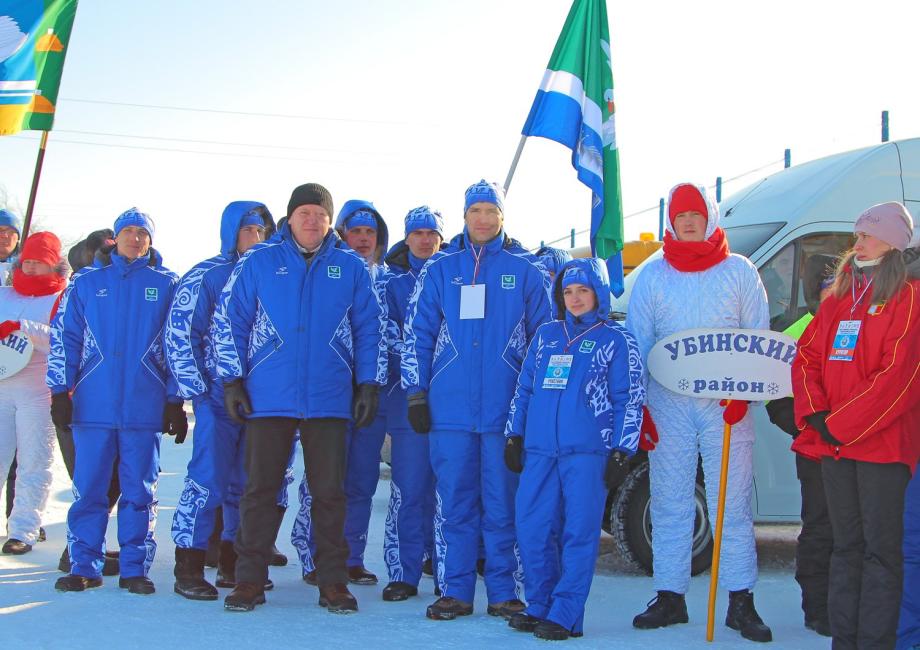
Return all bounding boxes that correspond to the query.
[662,183,730,272]
[13,231,67,297]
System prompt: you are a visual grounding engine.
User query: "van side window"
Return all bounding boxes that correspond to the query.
[760,233,854,331]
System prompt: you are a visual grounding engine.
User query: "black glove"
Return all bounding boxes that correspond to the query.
[162,402,189,444]
[765,397,798,438]
[223,379,252,425]
[407,391,431,434]
[352,383,380,429]
[805,411,842,446]
[604,451,630,489]
[504,437,523,473]
[50,392,73,429]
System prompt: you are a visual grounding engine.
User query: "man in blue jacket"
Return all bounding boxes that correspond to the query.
[165,201,275,600]
[48,208,184,595]
[380,206,445,602]
[214,183,386,614]
[293,199,391,586]
[402,180,552,620]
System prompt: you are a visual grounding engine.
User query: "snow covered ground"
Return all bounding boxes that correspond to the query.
[0,432,828,649]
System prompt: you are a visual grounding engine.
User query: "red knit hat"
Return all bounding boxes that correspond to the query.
[20,231,62,266]
[668,184,708,225]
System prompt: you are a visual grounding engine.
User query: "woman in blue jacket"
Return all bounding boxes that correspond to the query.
[504,258,645,640]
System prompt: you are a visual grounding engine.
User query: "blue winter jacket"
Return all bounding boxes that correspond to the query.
[46,249,180,430]
[212,223,387,419]
[401,228,552,434]
[505,258,646,456]
[382,239,446,432]
[165,201,274,400]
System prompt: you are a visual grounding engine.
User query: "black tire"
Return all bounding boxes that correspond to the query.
[610,460,714,576]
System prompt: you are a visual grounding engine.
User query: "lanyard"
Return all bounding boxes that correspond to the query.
[562,320,604,353]
[850,276,874,317]
[469,245,484,286]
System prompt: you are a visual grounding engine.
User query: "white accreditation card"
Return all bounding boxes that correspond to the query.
[542,354,574,389]
[829,320,861,361]
[460,284,486,319]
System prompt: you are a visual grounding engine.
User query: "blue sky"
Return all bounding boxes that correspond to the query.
[1,0,919,273]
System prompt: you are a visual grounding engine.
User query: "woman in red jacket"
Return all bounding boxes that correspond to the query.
[792,201,920,650]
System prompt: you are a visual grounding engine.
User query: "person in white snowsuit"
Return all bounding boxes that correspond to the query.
[627,183,773,643]
[0,232,67,554]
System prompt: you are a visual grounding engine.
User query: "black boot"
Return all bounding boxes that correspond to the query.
[347,564,378,585]
[487,599,526,619]
[632,591,689,629]
[58,547,70,573]
[174,548,218,601]
[119,576,156,595]
[55,574,103,591]
[2,538,32,554]
[534,621,579,641]
[422,557,434,576]
[726,590,773,643]
[102,549,120,576]
[426,596,473,620]
[318,583,358,613]
[382,581,418,602]
[215,541,237,588]
[509,612,542,632]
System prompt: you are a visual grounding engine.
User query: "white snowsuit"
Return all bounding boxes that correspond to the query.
[626,185,769,594]
[0,286,59,545]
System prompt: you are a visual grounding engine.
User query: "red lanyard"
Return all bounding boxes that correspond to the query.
[562,321,604,353]
[469,245,484,285]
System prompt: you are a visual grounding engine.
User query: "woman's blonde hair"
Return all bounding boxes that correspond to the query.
[832,248,907,304]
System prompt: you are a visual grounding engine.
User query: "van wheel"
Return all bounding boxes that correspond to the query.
[610,460,714,576]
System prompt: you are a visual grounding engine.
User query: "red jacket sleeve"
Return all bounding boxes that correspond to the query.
[792,305,833,430]
[826,282,920,445]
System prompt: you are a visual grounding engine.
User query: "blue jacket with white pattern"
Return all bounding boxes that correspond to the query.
[401,228,552,434]
[212,223,386,419]
[46,248,179,430]
[165,201,274,400]
[505,257,645,456]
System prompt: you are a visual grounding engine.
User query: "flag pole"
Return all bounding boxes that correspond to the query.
[503,135,528,193]
[21,130,51,241]
[706,413,734,642]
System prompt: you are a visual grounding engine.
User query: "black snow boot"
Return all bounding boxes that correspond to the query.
[224,582,265,612]
[487,599,526,619]
[382,581,418,601]
[534,620,582,641]
[509,612,542,632]
[174,548,218,601]
[422,557,434,576]
[633,590,689,629]
[426,596,473,620]
[318,583,358,613]
[1,538,32,554]
[119,576,156,595]
[58,547,70,573]
[55,574,103,591]
[347,564,378,585]
[102,549,120,576]
[215,540,237,588]
[726,590,773,643]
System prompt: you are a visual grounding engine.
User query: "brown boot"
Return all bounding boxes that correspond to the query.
[318,583,358,613]
[224,582,265,612]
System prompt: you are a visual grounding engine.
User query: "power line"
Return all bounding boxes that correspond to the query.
[9,133,402,165]
[59,97,434,128]
[54,128,395,156]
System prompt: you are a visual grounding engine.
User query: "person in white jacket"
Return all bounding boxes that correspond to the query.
[626,184,773,643]
[0,232,67,554]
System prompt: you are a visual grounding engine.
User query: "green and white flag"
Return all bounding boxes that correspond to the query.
[521,0,625,294]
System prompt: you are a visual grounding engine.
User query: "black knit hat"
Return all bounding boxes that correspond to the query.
[287,183,334,219]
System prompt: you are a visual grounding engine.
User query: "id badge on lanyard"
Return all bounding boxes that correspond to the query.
[829,320,861,361]
[460,244,487,320]
[543,354,574,389]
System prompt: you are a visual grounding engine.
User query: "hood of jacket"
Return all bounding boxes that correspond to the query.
[665,183,721,239]
[552,257,612,321]
[219,201,275,259]
[94,245,165,270]
[335,199,389,264]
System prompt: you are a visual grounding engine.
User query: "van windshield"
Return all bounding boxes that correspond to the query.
[723,223,786,257]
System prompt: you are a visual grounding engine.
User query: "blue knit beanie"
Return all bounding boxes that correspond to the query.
[0,209,22,236]
[464,179,504,214]
[404,206,445,238]
[114,207,155,241]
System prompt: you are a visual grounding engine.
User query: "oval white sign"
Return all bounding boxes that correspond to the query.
[0,330,34,380]
[647,328,797,401]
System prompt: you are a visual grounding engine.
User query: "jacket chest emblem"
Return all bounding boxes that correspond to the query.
[276,266,288,276]
[327,265,341,279]
[145,288,158,301]
[501,274,516,289]
[578,340,596,353]
[95,288,108,298]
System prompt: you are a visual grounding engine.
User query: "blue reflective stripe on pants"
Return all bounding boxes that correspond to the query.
[429,430,521,604]
[68,427,160,579]
[384,428,435,586]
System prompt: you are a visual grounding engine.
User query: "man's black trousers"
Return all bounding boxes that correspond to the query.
[822,456,911,650]
[235,417,348,587]
[795,454,833,624]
